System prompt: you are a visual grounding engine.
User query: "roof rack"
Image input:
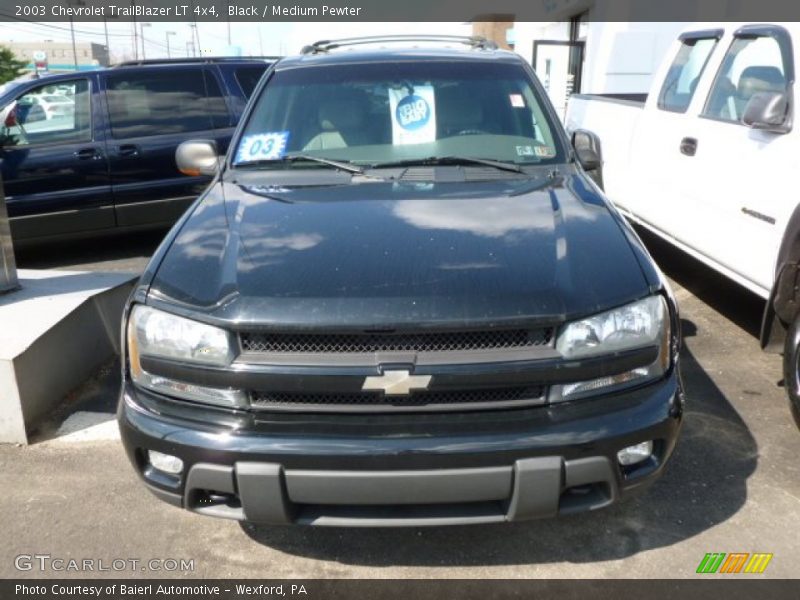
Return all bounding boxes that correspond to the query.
[301,35,498,55]
[113,56,281,68]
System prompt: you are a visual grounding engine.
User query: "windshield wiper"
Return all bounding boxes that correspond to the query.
[236,154,364,174]
[371,156,526,174]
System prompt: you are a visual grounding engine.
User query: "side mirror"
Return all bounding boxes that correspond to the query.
[572,129,602,171]
[742,91,791,133]
[1,101,18,128]
[176,140,220,176]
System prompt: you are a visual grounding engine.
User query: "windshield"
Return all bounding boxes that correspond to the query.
[233,60,564,168]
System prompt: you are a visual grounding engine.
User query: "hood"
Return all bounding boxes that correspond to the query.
[148,173,652,329]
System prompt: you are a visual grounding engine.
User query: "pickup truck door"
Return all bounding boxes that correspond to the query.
[102,66,232,228]
[624,31,722,232]
[0,75,113,241]
[665,25,795,297]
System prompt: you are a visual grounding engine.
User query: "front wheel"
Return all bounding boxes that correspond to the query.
[782,314,800,427]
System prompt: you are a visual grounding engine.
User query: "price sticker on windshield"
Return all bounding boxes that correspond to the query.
[234,131,290,164]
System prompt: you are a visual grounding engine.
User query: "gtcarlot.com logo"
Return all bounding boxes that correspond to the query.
[696,552,773,574]
[14,554,195,573]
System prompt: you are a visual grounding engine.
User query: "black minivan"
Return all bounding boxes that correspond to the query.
[0,57,272,242]
[119,36,684,526]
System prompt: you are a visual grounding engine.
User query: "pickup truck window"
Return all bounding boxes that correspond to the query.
[703,35,787,123]
[658,37,718,113]
[0,79,90,147]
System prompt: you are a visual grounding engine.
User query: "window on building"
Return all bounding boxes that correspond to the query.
[703,34,788,123]
[658,36,718,113]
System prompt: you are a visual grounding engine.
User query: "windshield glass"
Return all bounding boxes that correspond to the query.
[233,60,564,168]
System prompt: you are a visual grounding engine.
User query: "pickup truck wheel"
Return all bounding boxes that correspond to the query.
[783,314,800,427]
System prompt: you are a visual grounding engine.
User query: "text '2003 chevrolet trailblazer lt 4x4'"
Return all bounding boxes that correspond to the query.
[119,35,683,526]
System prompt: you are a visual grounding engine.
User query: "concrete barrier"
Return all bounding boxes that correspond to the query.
[0,269,135,444]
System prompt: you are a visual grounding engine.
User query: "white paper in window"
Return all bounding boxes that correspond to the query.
[389,86,436,145]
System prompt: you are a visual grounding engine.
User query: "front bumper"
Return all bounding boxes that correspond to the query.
[118,372,683,526]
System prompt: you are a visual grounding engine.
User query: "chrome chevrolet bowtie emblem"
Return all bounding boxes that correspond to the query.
[362,370,432,396]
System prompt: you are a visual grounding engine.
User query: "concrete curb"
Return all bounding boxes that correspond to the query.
[0,269,136,444]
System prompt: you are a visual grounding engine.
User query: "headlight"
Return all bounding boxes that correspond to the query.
[550,295,670,402]
[129,304,234,366]
[127,305,245,407]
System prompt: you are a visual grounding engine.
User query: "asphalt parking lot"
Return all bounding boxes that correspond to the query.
[1,227,799,579]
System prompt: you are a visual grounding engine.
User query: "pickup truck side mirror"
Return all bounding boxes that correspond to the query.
[572,129,604,188]
[176,140,220,176]
[572,129,602,171]
[742,91,791,134]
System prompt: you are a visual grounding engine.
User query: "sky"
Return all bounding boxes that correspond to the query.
[0,21,472,61]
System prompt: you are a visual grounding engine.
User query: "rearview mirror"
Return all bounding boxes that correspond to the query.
[176,140,220,176]
[742,91,791,134]
[572,129,604,188]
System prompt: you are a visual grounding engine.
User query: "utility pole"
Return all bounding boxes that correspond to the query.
[102,18,110,65]
[140,22,151,60]
[68,15,78,69]
[165,31,176,58]
[66,0,85,70]
[131,1,138,60]
[226,0,231,45]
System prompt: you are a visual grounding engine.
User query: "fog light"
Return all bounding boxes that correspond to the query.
[148,450,184,475]
[617,441,653,466]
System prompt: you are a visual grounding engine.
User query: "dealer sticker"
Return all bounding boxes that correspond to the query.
[509,94,525,108]
[234,131,290,164]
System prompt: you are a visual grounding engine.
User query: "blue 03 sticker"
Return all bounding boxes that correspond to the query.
[395,95,430,131]
[234,131,290,164]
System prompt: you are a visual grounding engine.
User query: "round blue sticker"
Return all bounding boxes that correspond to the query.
[395,94,430,131]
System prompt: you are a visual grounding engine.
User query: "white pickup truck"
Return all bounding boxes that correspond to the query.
[565,23,800,422]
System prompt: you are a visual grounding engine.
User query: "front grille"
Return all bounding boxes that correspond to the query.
[250,386,545,412]
[240,328,553,354]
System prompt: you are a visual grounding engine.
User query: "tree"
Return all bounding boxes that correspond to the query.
[0,46,27,85]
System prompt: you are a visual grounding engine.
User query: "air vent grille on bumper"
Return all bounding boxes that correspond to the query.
[250,386,546,412]
[240,328,553,354]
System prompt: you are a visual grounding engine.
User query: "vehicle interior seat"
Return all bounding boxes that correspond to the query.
[437,87,485,137]
[735,65,786,115]
[303,90,370,150]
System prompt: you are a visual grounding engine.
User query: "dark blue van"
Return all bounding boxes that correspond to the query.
[0,57,273,242]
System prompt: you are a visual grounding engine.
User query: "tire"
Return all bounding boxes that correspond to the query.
[782,313,800,428]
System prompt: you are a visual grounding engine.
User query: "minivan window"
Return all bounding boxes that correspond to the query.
[105,69,218,138]
[658,36,718,112]
[703,35,787,122]
[203,70,232,129]
[235,65,268,97]
[234,61,563,167]
[1,79,90,147]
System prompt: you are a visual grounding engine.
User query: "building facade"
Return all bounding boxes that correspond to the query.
[475,4,689,119]
[7,41,110,72]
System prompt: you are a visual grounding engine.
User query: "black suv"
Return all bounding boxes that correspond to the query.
[0,57,273,242]
[119,36,683,526]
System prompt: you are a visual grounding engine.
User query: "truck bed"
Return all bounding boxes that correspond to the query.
[564,93,646,204]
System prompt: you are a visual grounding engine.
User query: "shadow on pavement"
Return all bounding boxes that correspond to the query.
[635,227,765,339]
[240,321,757,566]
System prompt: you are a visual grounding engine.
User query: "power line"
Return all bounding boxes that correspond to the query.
[0,12,138,37]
